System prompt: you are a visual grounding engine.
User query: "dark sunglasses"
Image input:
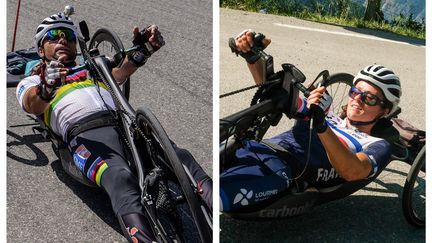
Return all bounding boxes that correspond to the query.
[44,28,76,42]
[348,86,384,106]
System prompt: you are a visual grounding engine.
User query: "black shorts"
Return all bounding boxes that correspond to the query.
[68,125,212,216]
[68,125,143,216]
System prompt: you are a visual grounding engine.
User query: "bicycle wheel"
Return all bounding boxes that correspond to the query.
[89,28,130,100]
[402,144,425,228]
[323,73,354,118]
[135,106,212,243]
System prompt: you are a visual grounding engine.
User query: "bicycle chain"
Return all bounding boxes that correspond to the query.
[219,79,280,98]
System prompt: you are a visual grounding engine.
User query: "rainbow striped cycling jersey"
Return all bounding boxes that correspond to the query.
[16,69,115,141]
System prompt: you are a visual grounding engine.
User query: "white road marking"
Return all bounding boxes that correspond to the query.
[274,23,424,48]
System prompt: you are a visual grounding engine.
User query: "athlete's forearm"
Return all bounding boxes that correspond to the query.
[112,56,139,85]
[23,86,51,115]
[247,58,265,85]
[318,128,372,181]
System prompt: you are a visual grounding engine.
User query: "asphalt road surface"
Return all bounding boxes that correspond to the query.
[7,1,212,242]
[220,8,425,243]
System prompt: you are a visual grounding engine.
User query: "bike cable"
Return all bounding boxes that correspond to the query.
[290,80,324,181]
[82,49,178,242]
[81,48,135,152]
[221,79,320,187]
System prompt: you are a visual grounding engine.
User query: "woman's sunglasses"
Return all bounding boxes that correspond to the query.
[348,86,384,106]
[44,28,76,42]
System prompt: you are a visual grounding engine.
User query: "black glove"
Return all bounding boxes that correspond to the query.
[129,25,165,67]
[229,31,266,64]
[309,104,328,133]
[36,61,64,101]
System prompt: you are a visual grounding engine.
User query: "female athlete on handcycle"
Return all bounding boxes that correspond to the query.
[16,12,212,243]
[220,30,402,213]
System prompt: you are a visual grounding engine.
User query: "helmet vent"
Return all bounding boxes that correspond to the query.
[373,65,384,72]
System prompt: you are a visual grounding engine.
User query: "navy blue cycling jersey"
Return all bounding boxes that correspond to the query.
[220,111,392,213]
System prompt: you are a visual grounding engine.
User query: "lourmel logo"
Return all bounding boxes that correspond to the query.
[233,188,253,206]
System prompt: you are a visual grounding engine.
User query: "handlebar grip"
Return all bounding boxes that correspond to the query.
[132,28,156,55]
[228,32,266,54]
[132,29,150,46]
[79,21,90,42]
[228,37,237,54]
[253,33,265,49]
[294,81,311,97]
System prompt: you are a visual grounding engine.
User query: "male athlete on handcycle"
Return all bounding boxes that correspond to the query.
[220,30,402,212]
[16,13,212,243]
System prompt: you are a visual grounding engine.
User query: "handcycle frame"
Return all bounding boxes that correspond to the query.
[220,49,425,225]
[8,16,212,243]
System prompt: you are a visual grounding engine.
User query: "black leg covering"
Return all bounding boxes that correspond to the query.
[118,213,156,243]
[172,144,213,210]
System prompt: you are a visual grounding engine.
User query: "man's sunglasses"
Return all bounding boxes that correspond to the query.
[348,86,385,106]
[44,28,76,42]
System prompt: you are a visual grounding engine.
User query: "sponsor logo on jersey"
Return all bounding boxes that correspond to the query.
[255,189,278,202]
[316,167,341,182]
[233,188,253,206]
[73,144,91,173]
[17,85,26,99]
[259,201,314,217]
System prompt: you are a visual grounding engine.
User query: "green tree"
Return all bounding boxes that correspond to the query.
[364,0,384,21]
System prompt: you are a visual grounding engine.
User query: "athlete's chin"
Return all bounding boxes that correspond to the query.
[54,53,76,64]
[346,109,362,118]
[347,111,370,121]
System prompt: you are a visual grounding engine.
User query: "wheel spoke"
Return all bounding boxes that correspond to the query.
[324,74,353,117]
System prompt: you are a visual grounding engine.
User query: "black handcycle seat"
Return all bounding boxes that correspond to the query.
[226,117,400,220]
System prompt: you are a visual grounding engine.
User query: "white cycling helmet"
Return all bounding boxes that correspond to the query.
[353,64,401,116]
[34,12,78,48]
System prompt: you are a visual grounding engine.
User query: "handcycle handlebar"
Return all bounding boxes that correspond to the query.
[220,44,334,172]
[68,45,146,74]
[229,34,274,79]
[220,98,277,142]
[220,47,312,143]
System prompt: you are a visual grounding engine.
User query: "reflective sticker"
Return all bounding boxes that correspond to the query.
[73,144,91,173]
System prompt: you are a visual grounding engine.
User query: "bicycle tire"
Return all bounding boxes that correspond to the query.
[402,144,425,228]
[89,28,130,100]
[323,73,354,118]
[135,106,212,243]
